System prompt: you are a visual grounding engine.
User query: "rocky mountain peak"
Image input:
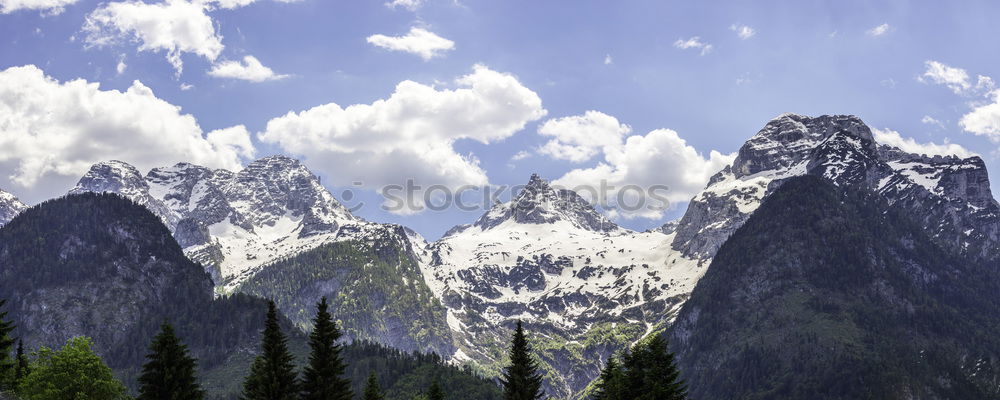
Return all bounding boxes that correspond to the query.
[732,114,875,178]
[70,160,178,228]
[470,174,620,233]
[0,188,27,227]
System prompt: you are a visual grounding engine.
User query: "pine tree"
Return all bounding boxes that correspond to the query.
[500,321,545,400]
[14,339,29,386]
[0,299,15,390]
[427,378,445,400]
[137,322,205,400]
[362,372,384,400]
[242,300,299,400]
[592,357,624,400]
[301,297,352,400]
[620,335,686,400]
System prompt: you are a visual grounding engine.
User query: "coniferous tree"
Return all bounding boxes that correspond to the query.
[427,378,445,400]
[592,357,624,400]
[242,301,298,400]
[14,339,29,387]
[500,321,544,400]
[619,335,686,400]
[301,297,352,400]
[0,299,15,390]
[137,322,205,400]
[362,372,383,400]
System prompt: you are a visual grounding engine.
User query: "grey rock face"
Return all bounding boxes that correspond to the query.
[0,188,26,227]
[70,160,178,228]
[469,173,621,234]
[671,113,1000,262]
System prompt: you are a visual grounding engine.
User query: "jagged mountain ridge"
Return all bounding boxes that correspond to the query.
[0,187,27,226]
[669,113,1000,262]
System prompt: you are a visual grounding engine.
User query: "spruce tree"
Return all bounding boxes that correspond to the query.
[301,297,352,400]
[620,335,686,400]
[0,299,15,390]
[593,357,624,400]
[362,372,383,400]
[500,321,544,400]
[242,300,299,400]
[137,322,205,400]
[13,339,28,386]
[427,378,445,400]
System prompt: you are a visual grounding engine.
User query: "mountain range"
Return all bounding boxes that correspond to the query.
[2,113,999,398]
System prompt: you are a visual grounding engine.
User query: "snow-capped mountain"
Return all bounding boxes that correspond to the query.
[0,188,27,227]
[425,174,703,396]
[669,113,1000,262]
[71,156,372,291]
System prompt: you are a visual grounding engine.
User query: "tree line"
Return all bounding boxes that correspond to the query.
[0,296,687,400]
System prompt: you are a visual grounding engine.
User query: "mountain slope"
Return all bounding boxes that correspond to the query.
[426,174,702,397]
[669,175,1000,399]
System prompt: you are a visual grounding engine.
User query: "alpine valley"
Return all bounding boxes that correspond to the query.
[3,114,999,399]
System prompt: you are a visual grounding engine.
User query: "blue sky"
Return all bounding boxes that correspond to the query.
[1,0,999,239]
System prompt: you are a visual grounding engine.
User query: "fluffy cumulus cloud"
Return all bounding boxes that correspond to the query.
[546,113,733,219]
[920,60,994,97]
[367,27,455,60]
[208,55,288,82]
[960,91,1000,138]
[259,65,546,213]
[867,23,891,36]
[0,0,77,14]
[729,24,755,39]
[82,0,224,75]
[673,37,713,55]
[537,111,632,163]
[0,65,255,189]
[385,0,422,11]
[873,128,976,158]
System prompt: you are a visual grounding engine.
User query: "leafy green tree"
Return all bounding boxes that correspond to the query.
[619,335,686,400]
[427,379,445,400]
[301,297,351,400]
[242,300,298,400]
[592,357,625,400]
[500,321,544,400]
[16,336,129,400]
[0,298,15,390]
[362,372,383,400]
[137,322,205,400]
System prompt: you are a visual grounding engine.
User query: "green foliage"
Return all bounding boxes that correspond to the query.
[14,340,29,387]
[137,323,204,400]
[236,237,452,355]
[362,372,384,400]
[426,379,444,400]
[0,298,15,390]
[592,335,686,400]
[501,321,545,400]
[301,297,352,400]
[17,336,129,400]
[242,301,299,400]
[591,358,623,400]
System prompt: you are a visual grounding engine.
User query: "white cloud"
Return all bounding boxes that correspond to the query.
[920,60,972,95]
[545,112,733,219]
[180,83,194,90]
[259,65,547,214]
[385,0,423,11]
[867,23,891,36]
[960,90,1000,138]
[673,37,713,55]
[367,27,455,60]
[537,111,631,163]
[604,54,613,65]
[82,0,224,75]
[729,24,755,39]
[0,0,78,14]
[0,64,255,190]
[511,150,531,162]
[208,55,288,82]
[921,115,944,129]
[873,128,976,158]
[116,54,126,75]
